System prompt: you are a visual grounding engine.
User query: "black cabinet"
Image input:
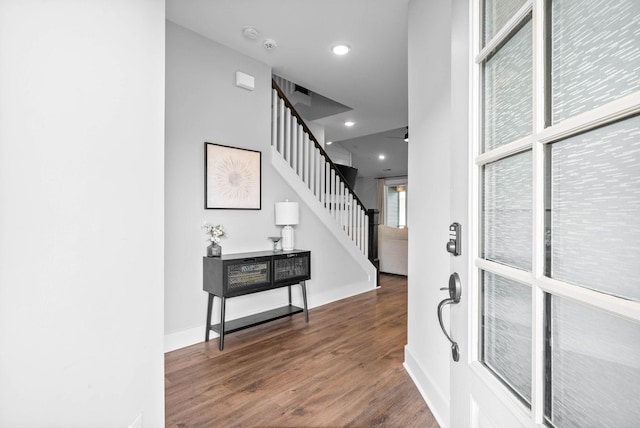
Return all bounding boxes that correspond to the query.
[203,250,310,350]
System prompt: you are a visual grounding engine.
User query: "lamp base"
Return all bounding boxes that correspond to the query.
[281,225,294,251]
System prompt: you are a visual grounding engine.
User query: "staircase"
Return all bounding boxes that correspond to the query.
[270,79,377,283]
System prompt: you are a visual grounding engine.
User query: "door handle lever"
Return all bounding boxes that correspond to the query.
[437,273,461,362]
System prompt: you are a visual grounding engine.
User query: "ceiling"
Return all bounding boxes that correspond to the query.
[166,0,410,178]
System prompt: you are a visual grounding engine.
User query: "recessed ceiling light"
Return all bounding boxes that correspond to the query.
[379,154,386,160]
[344,121,355,127]
[326,141,333,145]
[332,45,350,55]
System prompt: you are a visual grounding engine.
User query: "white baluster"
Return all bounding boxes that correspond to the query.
[271,89,277,147]
[298,126,304,178]
[303,138,308,185]
[278,99,285,154]
[308,143,315,191]
[341,182,346,230]
[295,125,302,175]
[329,168,335,215]
[364,213,369,258]
[335,175,340,222]
[348,195,354,240]
[324,162,329,208]
[290,117,298,170]
[315,148,321,199]
[285,108,291,162]
[357,207,362,250]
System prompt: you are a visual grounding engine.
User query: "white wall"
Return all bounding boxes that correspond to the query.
[354,176,378,210]
[324,143,353,166]
[0,1,165,427]
[405,0,453,426]
[165,22,374,351]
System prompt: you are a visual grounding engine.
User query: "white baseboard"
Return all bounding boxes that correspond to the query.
[164,325,211,353]
[404,345,450,428]
[164,279,377,354]
[307,279,375,308]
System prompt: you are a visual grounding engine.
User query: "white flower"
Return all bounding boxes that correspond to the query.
[202,222,226,244]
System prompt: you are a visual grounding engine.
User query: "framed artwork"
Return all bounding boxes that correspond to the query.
[205,142,261,210]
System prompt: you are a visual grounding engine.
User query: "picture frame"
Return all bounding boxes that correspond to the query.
[204,142,261,210]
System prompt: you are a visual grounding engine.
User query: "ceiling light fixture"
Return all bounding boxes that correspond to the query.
[332,45,350,55]
[344,121,355,127]
[326,141,333,145]
[378,154,385,160]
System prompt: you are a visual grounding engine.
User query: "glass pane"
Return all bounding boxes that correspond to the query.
[483,151,532,271]
[386,186,399,227]
[482,271,532,403]
[551,0,640,124]
[484,19,532,152]
[548,116,640,301]
[483,0,527,44]
[547,296,640,427]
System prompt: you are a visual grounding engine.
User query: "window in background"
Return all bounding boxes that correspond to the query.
[385,181,407,228]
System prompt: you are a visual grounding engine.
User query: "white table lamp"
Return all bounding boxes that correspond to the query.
[275,201,299,251]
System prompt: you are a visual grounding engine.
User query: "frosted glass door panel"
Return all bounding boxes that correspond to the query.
[547,296,640,427]
[483,151,532,271]
[551,0,640,124]
[548,116,640,301]
[483,0,527,44]
[483,20,532,152]
[482,272,532,403]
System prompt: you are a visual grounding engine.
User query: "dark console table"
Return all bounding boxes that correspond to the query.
[203,249,310,350]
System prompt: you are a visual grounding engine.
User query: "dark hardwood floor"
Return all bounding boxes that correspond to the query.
[165,274,439,427]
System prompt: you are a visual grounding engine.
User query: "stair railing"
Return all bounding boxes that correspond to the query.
[271,79,374,261]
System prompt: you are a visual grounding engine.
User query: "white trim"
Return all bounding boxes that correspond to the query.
[530,0,546,414]
[476,1,533,64]
[165,281,378,354]
[475,258,532,286]
[531,110,547,425]
[404,346,450,428]
[469,0,482,365]
[537,91,640,144]
[536,276,640,323]
[469,361,536,427]
[164,325,207,353]
[476,136,533,165]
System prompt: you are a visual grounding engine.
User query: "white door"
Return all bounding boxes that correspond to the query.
[447,1,640,427]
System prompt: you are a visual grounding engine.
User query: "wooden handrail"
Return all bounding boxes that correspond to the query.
[271,79,369,216]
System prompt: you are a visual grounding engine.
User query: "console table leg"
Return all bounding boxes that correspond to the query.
[219,296,226,351]
[300,281,309,323]
[205,293,214,342]
[288,285,292,305]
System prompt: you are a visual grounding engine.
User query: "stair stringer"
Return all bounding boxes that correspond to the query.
[271,146,377,288]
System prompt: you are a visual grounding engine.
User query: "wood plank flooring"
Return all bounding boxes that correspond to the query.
[165,274,439,428]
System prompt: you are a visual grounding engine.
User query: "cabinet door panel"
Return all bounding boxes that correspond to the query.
[273,252,311,285]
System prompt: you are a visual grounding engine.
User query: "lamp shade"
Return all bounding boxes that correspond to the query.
[275,201,299,225]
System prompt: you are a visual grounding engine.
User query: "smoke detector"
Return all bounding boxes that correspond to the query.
[263,39,277,50]
[242,26,259,40]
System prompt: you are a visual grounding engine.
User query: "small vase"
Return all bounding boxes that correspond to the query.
[207,242,221,257]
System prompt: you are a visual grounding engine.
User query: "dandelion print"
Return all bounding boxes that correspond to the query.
[206,143,261,209]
